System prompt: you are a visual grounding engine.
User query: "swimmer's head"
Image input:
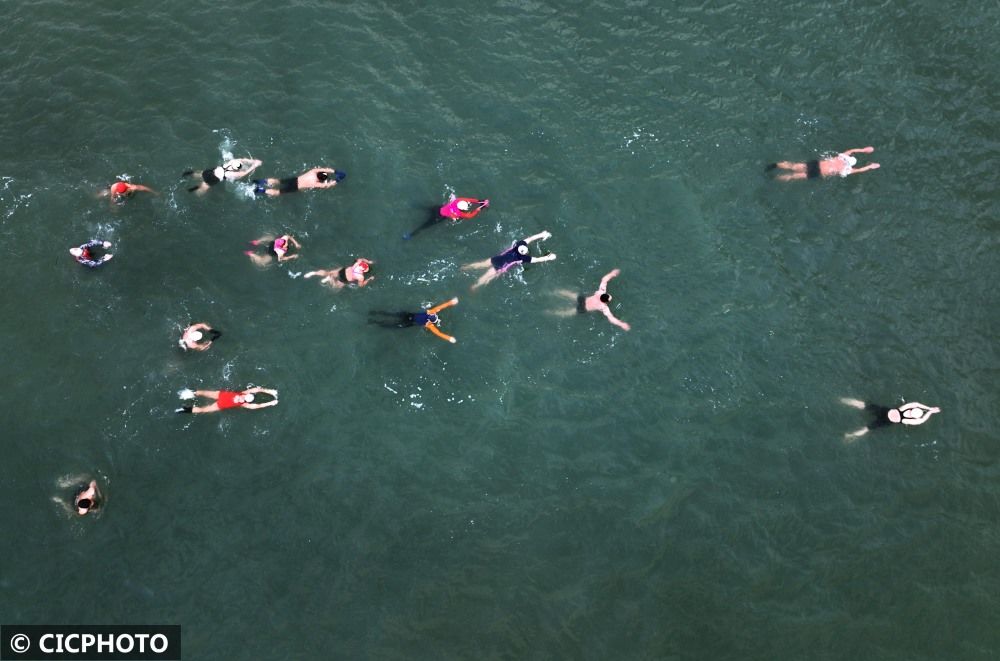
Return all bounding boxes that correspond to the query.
[223,159,243,171]
[188,330,203,342]
[316,171,330,182]
[69,247,84,258]
[241,393,255,403]
[76,498,92,514]
[888,408,902,423]
[274,237,288,254]
[427,313,439,324]
[516,244,529,256]
[599,293,612,304]
[111,182,128,196]
[845,155,858,167]
[354,260,371,275]
[457,200,471,211]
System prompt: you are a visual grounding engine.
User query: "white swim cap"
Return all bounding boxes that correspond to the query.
[457,200,471,211]
[243,393,255,403]
[69,247,83,257]
[845,155,857,167]
[188,330,203,342]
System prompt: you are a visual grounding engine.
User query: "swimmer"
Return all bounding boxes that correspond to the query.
[767,146,879,181]
[550,268,630,330]
[99,181,157,206]
[176,387,279,414]
[253,167,345,196]
[182,157,263,194]
[368,297,460,343]
[404,195,490,239]
[179,322,222,351]
[304,258,375,288]
[70,240,114,268]
[245,234,301,267]
[461,231,556,290]
[840,397,941,442]
[73,480,101,516]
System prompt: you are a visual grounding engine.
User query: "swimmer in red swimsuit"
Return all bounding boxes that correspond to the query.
[177,387,279,414]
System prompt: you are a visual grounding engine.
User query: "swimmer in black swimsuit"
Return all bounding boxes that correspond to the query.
[840,397,941,442]
[304,258,375,289]
[183,158,262,194]
[461,231,556,290]
[253,167,345,197]
[245,234,301,267]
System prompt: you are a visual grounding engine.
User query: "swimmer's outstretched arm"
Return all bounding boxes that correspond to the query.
[287,236,303,249]
[844,427,870,443]
[601,307,631,331]
[532,253,557,263]
[428,297,459,314]
[843,146,875,155]
[524,231,552,244]
[243,400,278,409]
[848,163,880,175]
[277,253,300,262]
[425,322,456,344]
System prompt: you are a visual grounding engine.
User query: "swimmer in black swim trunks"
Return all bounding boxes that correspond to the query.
[549,268,630,330]
[840,397,940,442]
[767,146,879,181]
[253,167,345,197]
[183,157,262,195]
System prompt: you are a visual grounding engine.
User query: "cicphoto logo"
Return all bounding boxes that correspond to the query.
[1,626,180,660]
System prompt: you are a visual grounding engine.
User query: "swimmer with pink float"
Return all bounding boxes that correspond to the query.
[404,194,490,239]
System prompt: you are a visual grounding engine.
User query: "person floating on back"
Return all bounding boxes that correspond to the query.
[840,397,940,442]
[404,195,490,239]
[368,297,460,343]
[304,258,375,289]
[768,146,879,181]
[99,180,157,206]
[245,234,301,267]
[70,240,114,268]
[183,158,262,194]
[179,322,222,351]
[461,231,555,290]
[253,167,345,196]
[176,387,279,414]
[550,268,631,331]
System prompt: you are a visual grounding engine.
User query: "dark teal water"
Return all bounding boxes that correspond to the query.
[1,1,998,659]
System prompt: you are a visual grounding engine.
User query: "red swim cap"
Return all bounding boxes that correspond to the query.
[111,182,128,195]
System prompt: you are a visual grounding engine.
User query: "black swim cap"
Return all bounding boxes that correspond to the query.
[600,293,611,303]
[317,171,330,182]
[77,498,92,510]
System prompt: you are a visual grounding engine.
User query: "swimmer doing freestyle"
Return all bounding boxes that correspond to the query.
[368,297,460,343]
[245,234,301,267]
[461,231,556,290]
[183,157,262,194]
[304,258,375,289]
[253,167,345,196]
[768,146,879,181]
[99,180,156,206]
[550,268,630,330]
[404,194,489,239]
[840,397,940,442]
